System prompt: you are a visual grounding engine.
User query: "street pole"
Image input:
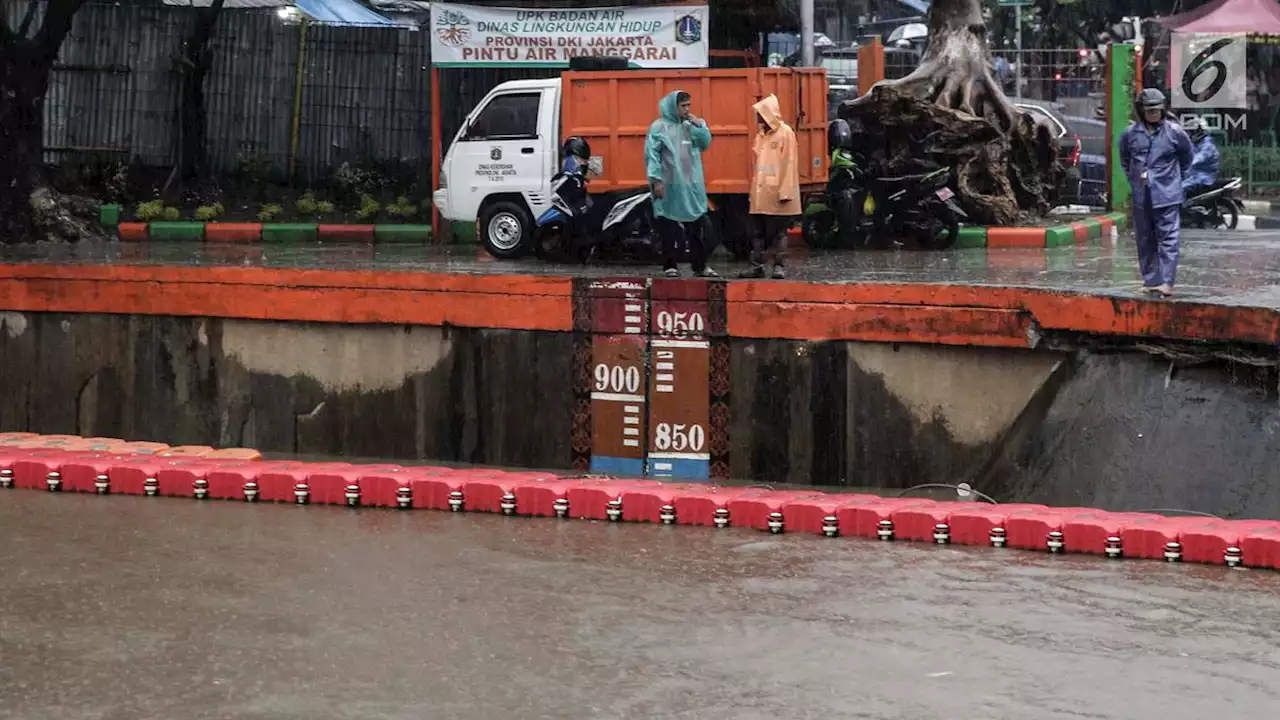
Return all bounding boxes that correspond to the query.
[801,0,815,67]
[1014,4,1022,99]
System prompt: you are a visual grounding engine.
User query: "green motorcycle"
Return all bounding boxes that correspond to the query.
[804,120,967,251]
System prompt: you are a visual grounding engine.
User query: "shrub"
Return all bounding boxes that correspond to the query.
[316,200,335,214]
[161,206,180,221]
[135,200,166,221]
[258,204,283,222]
[296,192,319,215]
[354,193,382,221]
[195,203,225,221]
[384,195,418,218]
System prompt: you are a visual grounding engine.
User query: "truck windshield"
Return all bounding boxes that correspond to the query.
[466,93,540,141]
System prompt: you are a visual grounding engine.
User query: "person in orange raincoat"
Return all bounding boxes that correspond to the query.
[741,94,801,279]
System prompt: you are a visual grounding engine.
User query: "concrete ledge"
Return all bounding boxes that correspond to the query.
[2,434,1278,570]
[104,210,432,245]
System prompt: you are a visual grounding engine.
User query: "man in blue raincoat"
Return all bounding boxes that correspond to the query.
[1120,88,1193,297]
[1179,117,1220,199]
[645,90,718,278]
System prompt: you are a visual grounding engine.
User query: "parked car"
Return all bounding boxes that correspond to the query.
[1014,99,1106,208]
[782,44,922,119]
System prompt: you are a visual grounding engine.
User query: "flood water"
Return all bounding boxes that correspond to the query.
[2,491,1279,719]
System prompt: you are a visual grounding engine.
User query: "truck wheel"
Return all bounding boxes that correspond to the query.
[480,201,532,259]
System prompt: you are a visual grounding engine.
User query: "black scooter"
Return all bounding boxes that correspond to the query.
[804,120,968,250]
[1181,177,1243,230]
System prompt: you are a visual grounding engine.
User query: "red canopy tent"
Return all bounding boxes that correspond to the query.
[1156,0,1280,35]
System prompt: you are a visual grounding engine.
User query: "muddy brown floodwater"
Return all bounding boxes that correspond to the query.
[2,491,1280,720]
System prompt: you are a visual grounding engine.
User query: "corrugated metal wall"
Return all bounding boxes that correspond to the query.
[39,3,443,184]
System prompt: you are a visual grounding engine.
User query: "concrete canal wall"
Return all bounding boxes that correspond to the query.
[2,308,1278,518]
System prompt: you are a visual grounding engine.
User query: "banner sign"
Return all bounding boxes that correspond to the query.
[430,3,709,68]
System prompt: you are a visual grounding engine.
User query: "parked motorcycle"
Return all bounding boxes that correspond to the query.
[1181,177,1243,230]
[532,169,657,262]
[803,119,968,250]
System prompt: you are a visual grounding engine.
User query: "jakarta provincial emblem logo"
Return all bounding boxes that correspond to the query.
[676,13,702,45]
[435,8,472,48]
[490,147,503,161]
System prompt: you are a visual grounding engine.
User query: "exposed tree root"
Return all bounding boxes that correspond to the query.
[838,0,1060,226]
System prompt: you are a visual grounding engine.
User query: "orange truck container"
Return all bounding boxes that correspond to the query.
[560,68,829,195]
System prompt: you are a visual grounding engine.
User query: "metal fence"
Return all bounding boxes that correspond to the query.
[39,3,433,185]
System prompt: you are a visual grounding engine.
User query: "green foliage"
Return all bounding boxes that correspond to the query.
[316,200,335,214]
[354,193,382,220]
[135,200,167,221]
[195,203,225,221]
[297,192,319,215]
[333,162,388,205]
[233,149,273,184]
[161,207,181,221]
[257,204,283,222]
[384,195,418,218]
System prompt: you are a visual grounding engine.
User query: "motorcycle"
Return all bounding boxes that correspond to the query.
[803,150,968,250]
[1181,177,1243,230]
[532,169,658,262]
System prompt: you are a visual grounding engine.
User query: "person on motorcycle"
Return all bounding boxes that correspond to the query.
[645,90,718,278]
[1179,117,1220,200]
[554,137,594,242]
[1120,88,1193,297]
[741,94,801,279]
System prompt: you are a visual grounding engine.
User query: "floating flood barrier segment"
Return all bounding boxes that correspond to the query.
[2,433,1278,572]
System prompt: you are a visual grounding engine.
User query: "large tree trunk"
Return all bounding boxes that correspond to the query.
[0,45,52,243]
[840,0,1059,226]
[1,0,93,243]
[177,0,224,180]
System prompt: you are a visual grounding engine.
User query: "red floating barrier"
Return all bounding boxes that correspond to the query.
[462,471,525,515]
[726,491,828,533]
[1062,512,1163,556]
[566,479,662,521]
[205,463,270,501]
[891,504,957,543]
[157,445,216,458]
[205,448,265,461]
[254,462,319,503]
[107,456,171,496]
[835,498,938,540]
[1004,507,1099,551]
[157,460,243,499]
[947,505,1051,546]
[13,450,80,491]
[115,441,171,455]
[410,468,467,511]
[1239,523,1280,569]
[1175,519,1278,565]
[0,432,39,445]
[0,447,38,488]
[303,464,393,507]
[778,494,880,536]
[1119,515,1199,561]
[512,477,585,518]
[355,465,422,508]
[672,487,773,528]
[60,454,125,494]
[619,483,709,524]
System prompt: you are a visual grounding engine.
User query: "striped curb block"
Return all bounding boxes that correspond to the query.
[1241,199,1280,215]
[955,213,1128,249]
[3,432,1279,570]
[100,205,432,244]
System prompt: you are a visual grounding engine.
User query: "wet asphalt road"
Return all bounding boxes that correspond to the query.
[5,227,1280,308]
[2,492,1280,720]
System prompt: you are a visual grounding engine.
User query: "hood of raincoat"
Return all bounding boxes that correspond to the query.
[659,90,685,123]
[753,94,782,132]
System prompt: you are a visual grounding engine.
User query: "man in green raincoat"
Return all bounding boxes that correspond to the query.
[645,90,718,278]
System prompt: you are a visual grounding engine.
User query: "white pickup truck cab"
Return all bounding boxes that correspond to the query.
[433,79,562,258]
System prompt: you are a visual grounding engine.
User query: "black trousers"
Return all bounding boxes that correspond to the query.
[751,214,795,268]
[655,215,709,272]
